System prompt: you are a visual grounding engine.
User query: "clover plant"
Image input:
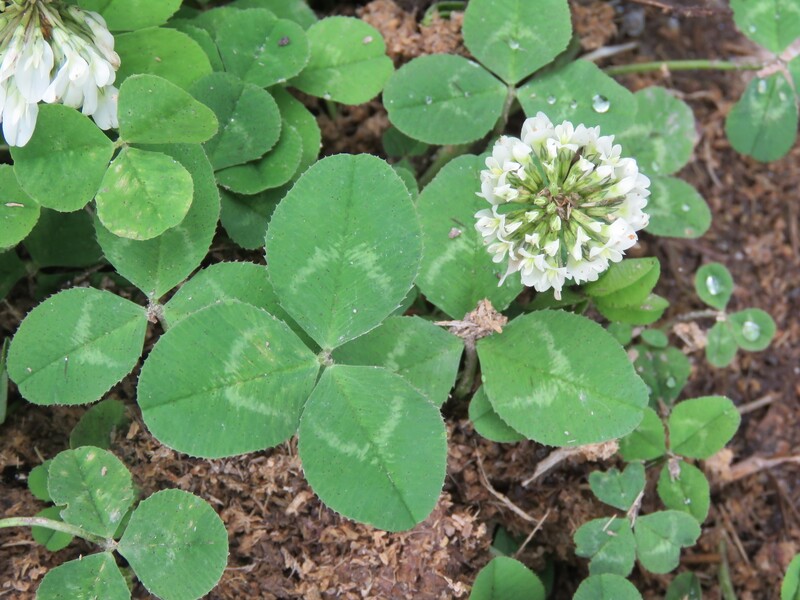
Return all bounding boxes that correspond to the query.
[0,0,787,597]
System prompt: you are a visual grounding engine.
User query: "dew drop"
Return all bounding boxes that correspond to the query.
[681,204,690,212]
[546,95,557,105]
[362,35,373,44]
[352,308,358,314]
[564,431,570,436]
[705,275,721,295]
[529,92,537,99]
[665,376,676,388]
[684,498,692,505]
[323,92,332,100]
[748,24,757,33]
[757,79,767,94]
[779,91,788,102]
[569,99,578,109]
[651,161,660,172]
[591,94,610,113]
[508,39,520,50]
[741,320,761,342]
[425,96,433,105]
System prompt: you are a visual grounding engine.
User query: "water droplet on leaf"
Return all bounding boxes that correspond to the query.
[569,99,578,109]
[425,96,433,105]
[591,94,610,113]
[546,95,557,105]
[665,376,676,388]
[508,39,520,50]
[741,320,760,341]
[705,275,721,295]
[757,79,768,94]
[681,204,690,212]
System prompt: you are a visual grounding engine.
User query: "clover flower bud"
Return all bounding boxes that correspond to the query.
[0,0,120,146]
[475,112,650,300]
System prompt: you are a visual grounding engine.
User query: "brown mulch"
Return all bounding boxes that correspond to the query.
[2,1,799,598]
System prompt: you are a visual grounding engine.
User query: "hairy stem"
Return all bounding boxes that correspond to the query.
[605,59,763,76]
[0,516,116,550]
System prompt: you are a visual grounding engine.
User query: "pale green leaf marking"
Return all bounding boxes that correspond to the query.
[478,310,648,446]
[138,302,319,458]
[298,365,447,531]
[267,154,421,350]
[7,288,147,406]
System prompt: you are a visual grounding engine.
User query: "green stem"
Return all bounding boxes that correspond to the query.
[418,143,471,188]
[454,342,478,399]
[491,85,518,139]
[718,539,738,600]
[605,59,763,76]
[0,516,116,550]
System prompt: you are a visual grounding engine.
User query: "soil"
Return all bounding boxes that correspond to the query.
[2,1,799,599]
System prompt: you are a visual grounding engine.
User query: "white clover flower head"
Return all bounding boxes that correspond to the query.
[0,0,120,146]
[475,112,650,300]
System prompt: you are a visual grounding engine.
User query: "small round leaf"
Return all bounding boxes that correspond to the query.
[706,321,738,368]
[48,447,135,538]
[95,143,220,299]
[615,87,696,176]
[657,461,710,523]
[619,407,667,461]
[574,518,636,577]
[694,263,734,310]
[728,308,776,352]
[216,123,302,194]
[118,489,228,600]
[11,104,114,212]
[634,510,701,574]
[782,554,800,600]
[291,16,392,105]
[32,506,74,552]
[95,147,194,241]
[115,27,212,90]
[463,0,571,85]
[216,10,309,88]
[668,396,741,459]
[589,463,646,512]
[118,74,218,145]
[384,54,507,145]
[725,73,798,162]
[730,0,800,54]
[189,72,282,171]
[645,176,711,239]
